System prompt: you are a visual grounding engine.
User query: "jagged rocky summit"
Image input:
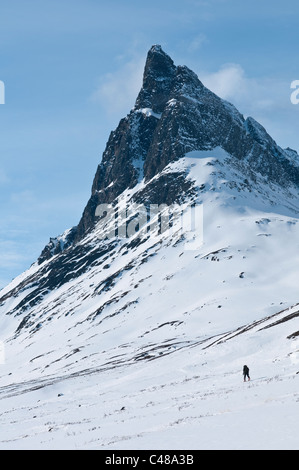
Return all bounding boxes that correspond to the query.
[44,44,299,256]
[2,44,299,323]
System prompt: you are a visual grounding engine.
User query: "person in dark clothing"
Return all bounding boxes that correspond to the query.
[243,365,250,382]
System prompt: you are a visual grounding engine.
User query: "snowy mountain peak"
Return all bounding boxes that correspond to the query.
[31,45,299,254]
[0,46,299,449]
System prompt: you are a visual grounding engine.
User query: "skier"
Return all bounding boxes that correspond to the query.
[243,365,250,382]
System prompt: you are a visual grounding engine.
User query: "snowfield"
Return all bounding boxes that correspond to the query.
[0,149,298,450]
[0,313,298,450]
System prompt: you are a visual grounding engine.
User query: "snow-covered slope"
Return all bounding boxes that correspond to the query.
[0,148,298,449]
[0,46,298,450]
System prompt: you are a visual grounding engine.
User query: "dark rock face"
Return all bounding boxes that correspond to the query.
[38,227,77,264]
[1,238,119,330]
[75,110,159,240]
[135,44,176,113]
[74,45,299,244]
[1,45,299,334]
[40,44,299,256]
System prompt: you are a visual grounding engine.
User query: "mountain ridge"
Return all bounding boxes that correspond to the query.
[1,44,299,326]
[0,45,298,449]
[39,45,299,261]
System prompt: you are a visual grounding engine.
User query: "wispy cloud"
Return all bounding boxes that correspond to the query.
[91,56,144,118]
[187,33,208,53]
[200,63,246,101]
[200,63,289,114]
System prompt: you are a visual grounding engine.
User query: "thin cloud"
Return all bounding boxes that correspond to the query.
[200,63,290,114]
[91,56,145,118]
[200,63,246,101]
[187,33,208,53]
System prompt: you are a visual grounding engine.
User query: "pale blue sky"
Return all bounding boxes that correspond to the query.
[0,0,299,287]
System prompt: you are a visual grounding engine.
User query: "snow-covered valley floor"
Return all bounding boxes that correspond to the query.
[0,304,298,450]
